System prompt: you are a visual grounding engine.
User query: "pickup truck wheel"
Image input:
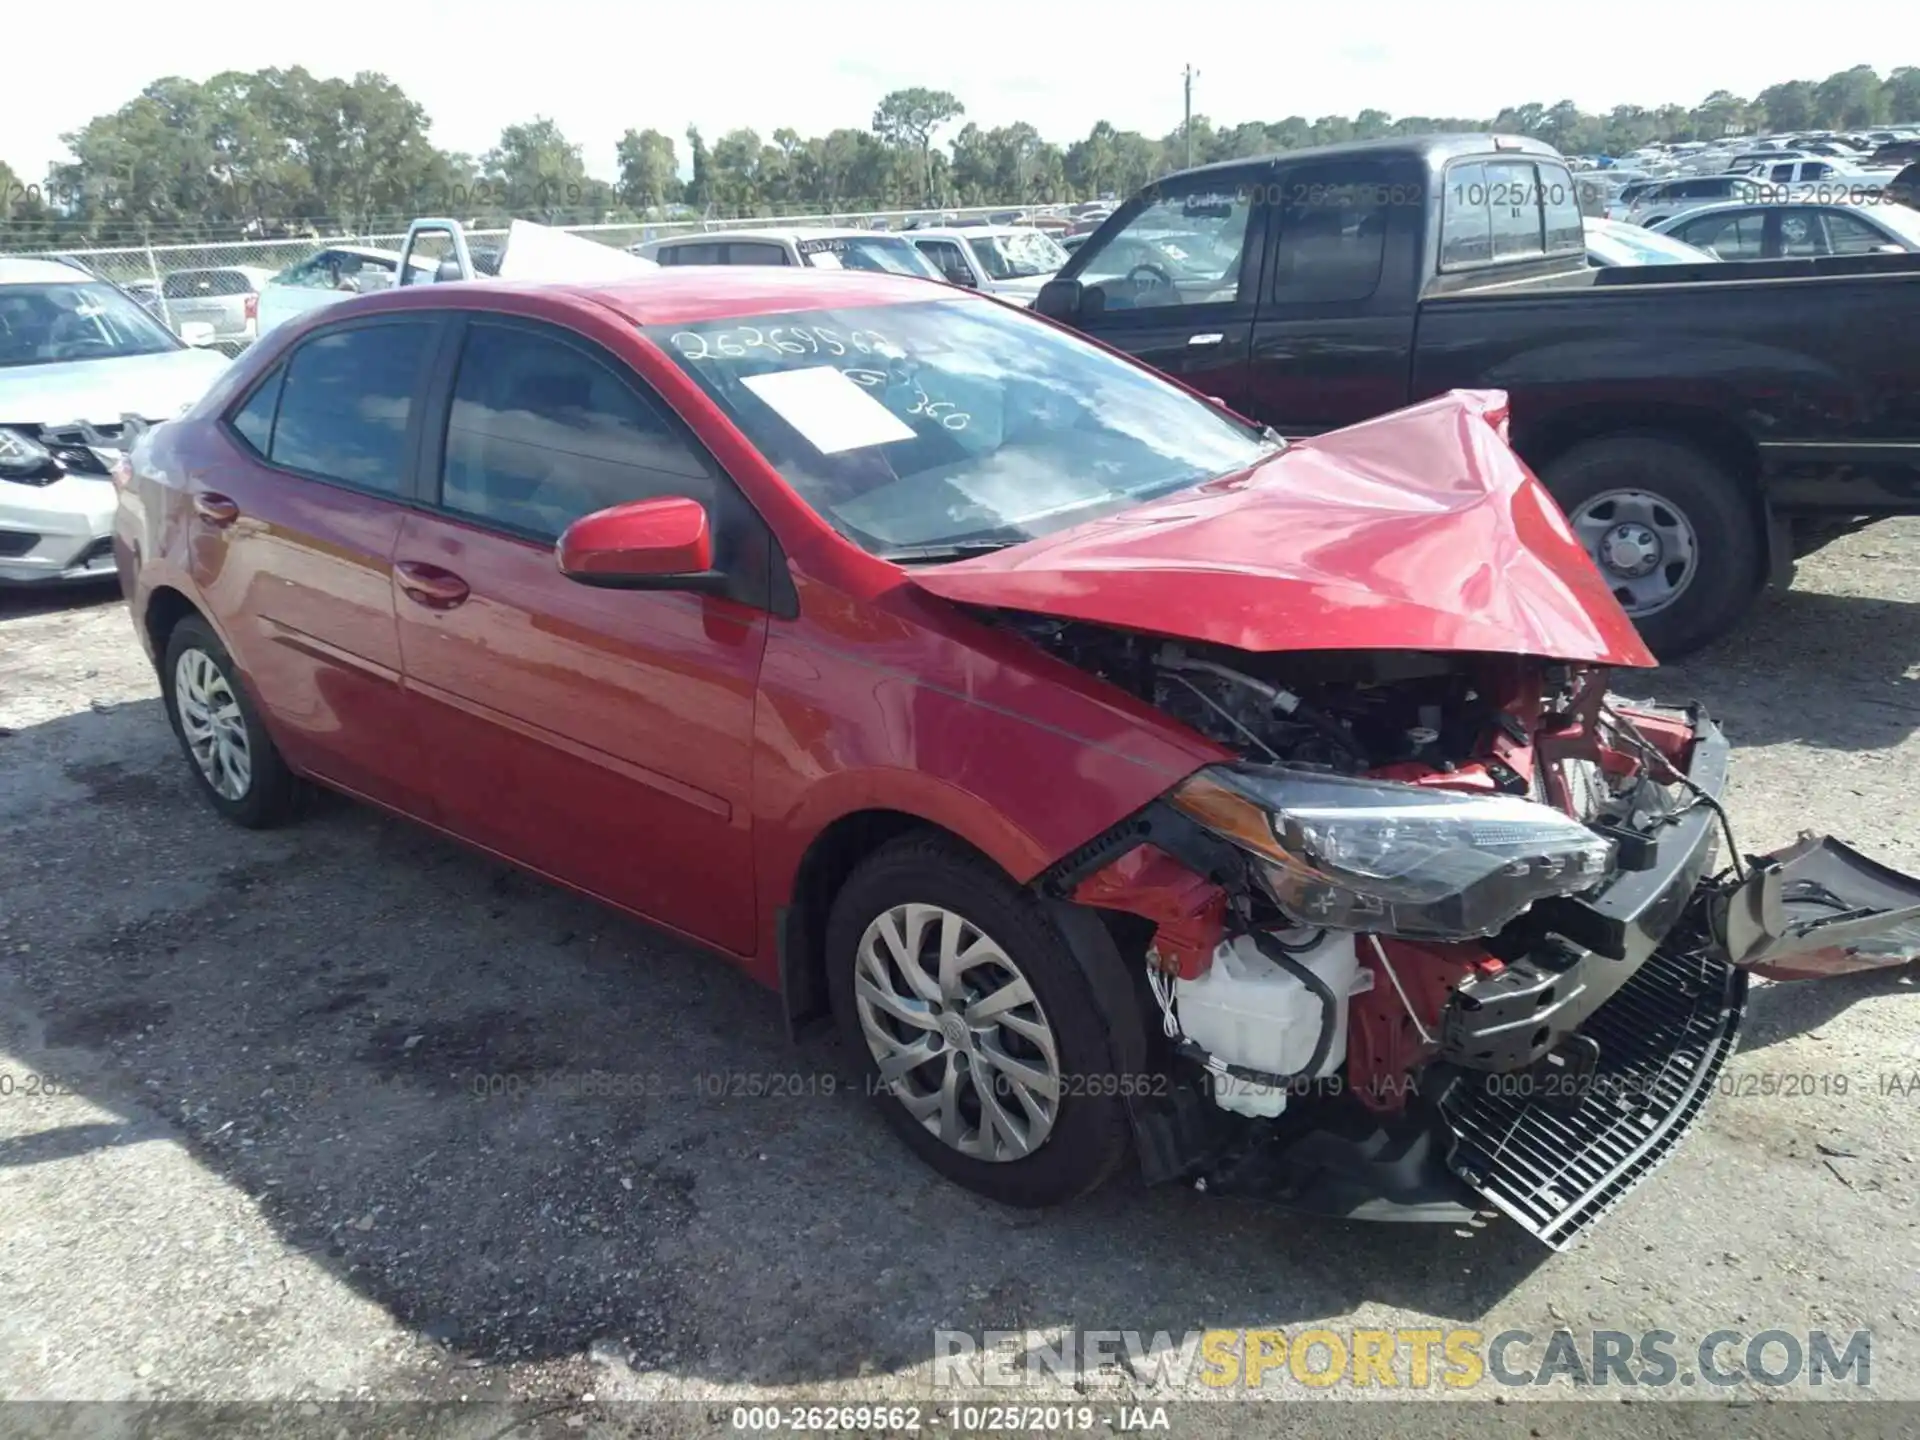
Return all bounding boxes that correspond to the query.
[1545,437,1761,659]
[826,833,1135,1208]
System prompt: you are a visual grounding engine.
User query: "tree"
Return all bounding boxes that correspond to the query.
[1756,80,1816,132]
[1886,68,1920,126]
[708,128,764,212]
[1815,66,1886,128]
[872,88,964,204]
[616,128,679,212]
[482,117,596,220]
[684,125,711,210]
[17,64,1920,245]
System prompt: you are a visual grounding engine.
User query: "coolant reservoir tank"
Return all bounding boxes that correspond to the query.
[1174,931,1367,1118]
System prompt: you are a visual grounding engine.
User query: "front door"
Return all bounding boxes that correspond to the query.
[392,315,767,954]
[1050,168,1267,415]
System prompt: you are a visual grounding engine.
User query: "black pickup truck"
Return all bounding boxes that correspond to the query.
[1035,134,1920,656]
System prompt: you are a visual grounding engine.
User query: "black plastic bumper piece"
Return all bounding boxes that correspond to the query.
[1197,1109,1481,1225]
[1439,944,1746,1250]
[1440,718,1731,1073]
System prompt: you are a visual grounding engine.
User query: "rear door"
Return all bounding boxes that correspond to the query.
[1053,167,1266,414]
[197,314,441,814]
[391,314,769,953]
[1243,155,1423,435]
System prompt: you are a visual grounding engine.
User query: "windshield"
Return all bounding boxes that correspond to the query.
[0,281,182,367]
[656,298,1279,557]
[799,235,944,280]
[966,230,1067,280]
[1586,222,1717,265]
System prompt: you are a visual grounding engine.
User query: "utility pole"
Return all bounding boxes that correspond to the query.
[1183,64,1198,170]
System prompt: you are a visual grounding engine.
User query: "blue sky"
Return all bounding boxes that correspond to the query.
[9,2,1918,183]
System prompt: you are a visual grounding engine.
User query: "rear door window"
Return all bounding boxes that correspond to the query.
[267,319,435,492]
[725,242,790,266]
[663,242,723,266]
[1268,160,1392,304]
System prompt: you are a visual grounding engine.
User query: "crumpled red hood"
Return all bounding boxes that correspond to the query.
[908,389,1657,668]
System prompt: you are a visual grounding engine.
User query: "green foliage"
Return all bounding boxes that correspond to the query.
[5,66,1917,246]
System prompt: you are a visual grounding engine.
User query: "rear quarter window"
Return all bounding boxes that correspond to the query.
[1442,158,1584,266]
[163,270,252,299]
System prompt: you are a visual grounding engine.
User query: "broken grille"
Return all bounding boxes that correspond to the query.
[1440,945,1746,1249]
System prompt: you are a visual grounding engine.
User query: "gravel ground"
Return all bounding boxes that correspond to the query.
[2,523,1918,1432]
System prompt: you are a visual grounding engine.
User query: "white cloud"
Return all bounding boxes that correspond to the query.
[8,1,1918,184]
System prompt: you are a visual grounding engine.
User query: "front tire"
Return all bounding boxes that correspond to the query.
[160,615,298,828]
[826,833,1136,1208]
[1543,435,1762,660]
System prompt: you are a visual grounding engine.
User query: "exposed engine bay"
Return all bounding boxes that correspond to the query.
[993,610,1920,1248]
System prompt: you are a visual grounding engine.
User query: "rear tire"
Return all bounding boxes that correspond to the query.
[160,615,298,829]
[826,832,1136,1208]
[1543,435,1762,660]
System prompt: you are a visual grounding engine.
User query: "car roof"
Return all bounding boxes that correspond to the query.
[1651,199,1888,224]
[906,225,1048,241]
[315,244,426,265]
[167,264,279,281]
[349,265,959,328]
[0,256,94,285]
[1159,131,1560,183]
[654,227,905,246]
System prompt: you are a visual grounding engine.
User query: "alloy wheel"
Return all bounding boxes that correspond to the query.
[173,648,253,801]
[853,902,1062,1162]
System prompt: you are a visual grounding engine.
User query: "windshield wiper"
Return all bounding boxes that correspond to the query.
[877,540,1016,564]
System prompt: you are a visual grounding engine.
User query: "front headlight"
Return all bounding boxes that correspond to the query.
[0,427,54,480]
[1170,765,1617,941]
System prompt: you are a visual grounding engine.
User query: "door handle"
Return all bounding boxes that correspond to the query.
[1187,332,1226,347]
[395,560,471,609]
[192,492,240,526]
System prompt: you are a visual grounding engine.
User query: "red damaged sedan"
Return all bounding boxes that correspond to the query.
[113,268,1920,1248]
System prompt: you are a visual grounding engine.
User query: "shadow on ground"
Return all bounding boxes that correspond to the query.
[1660,587,1920,751]
[0,698,1563,1391]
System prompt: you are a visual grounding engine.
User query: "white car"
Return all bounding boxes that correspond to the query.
[255,244,438,337]
[904,225,1070,304]
[0,258,229,586]
[1583,217,1719,267]
[633,227,945,280]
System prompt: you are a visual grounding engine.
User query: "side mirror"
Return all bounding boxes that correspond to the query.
[945,269,977,288]
[435,258,466,283]
[557,495,728,593]
[1034,278,1084,320]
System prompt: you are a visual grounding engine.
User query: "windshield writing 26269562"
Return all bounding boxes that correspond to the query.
[670,326,971,432]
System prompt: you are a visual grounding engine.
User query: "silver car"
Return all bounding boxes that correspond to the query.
[0,257,230,586]
[157,266,276,352]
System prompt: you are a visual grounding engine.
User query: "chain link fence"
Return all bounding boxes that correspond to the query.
[0,202,1044,354]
